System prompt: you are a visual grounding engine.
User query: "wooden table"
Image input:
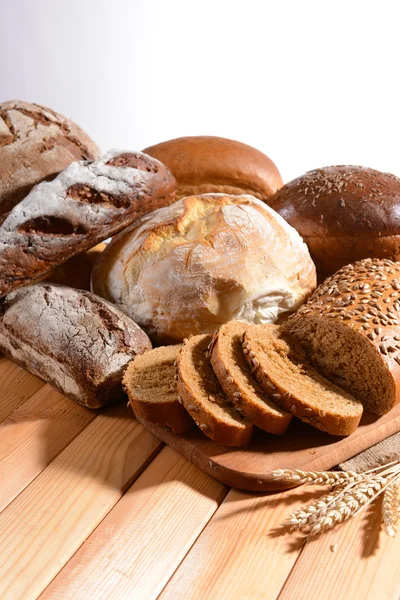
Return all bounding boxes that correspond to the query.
[1,356,400,600]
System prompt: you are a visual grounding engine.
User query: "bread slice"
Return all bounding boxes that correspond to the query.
[177,334,253,446]
[123,345,194,434]
[209,321,292,434]
[242,324,363,436]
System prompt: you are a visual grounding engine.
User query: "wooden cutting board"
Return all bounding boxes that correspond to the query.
[135,404,400,491]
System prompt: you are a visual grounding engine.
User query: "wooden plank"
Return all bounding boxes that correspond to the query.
[0,357,45,422]
[40,447,227,600]
[278,497,400,600]
[0,384,95,513]
[0,404,163,600]
[136,405,400,491]
[159,486,320,600]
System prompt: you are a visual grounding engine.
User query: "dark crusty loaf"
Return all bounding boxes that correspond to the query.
[0,149,176,298]
[177,334,253,446]
[0,284,152,408]
[123,345,194,434]
[0,100,100,215]
[283,258,400,415]
[243,324,363,436]
[209,321,292,434]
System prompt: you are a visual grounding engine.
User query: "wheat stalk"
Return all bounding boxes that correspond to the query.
[382,476,400,537]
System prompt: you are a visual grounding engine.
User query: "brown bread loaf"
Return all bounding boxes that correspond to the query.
[123,345,194,434]
[143,136,283,201]
[0,284,152,408]
[242,324,363,436]
[283,258,400,415]
[0,100,100,214]
[0,149,176,298]
[269,166,400,279]
[209,321,292,434]
[177,334,253,446]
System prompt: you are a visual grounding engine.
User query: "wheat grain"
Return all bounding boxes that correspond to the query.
[382,478,400,537]
[272,468,358,486]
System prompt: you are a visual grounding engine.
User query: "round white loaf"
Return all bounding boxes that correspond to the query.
[91,193,317,344]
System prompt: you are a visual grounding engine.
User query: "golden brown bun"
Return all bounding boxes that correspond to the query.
[91,193,316,345]
[143,136,283,201]
[269,165,400,279]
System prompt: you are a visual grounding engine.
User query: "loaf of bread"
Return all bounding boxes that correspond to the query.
[0,284,152,408]
[269,166,400,279]
[91,193,317,344]
[143,136,283,201]
[283,258,400,415]
[0,149,176,298]
[0,100,100,215]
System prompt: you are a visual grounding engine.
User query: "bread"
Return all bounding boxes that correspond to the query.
[177,334,253,446]
[91,193,317,344]
[209,321,292,434]
[143,136,283,201]
[0,100,100,215]
[269,165,400,279]
[123,344,194,434]
[0,149,176,298]
[283,258,400,415]
[242,324,363,436]
[0,284,152,408]
[45,243,106,291]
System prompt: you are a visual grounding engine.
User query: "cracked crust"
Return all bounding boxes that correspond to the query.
[0,284,152,407]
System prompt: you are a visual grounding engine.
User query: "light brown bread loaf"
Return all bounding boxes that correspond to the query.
[209,321,292,434]
[242,324,363,436]
[123,345,194,434]
[0,284,152,408]
[0,149,176,298]
[283,258,400,415]
[0,100,100,214]
[177,334,253,446]
[143,136,283,201]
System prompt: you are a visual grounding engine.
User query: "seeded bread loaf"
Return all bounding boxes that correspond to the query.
[242,324,363,435]
[0,100,100,215]
[283,258,400,415]
[177,334,253,446]
[143,136,283,201]
[0,284,152,408]
[0,149,176,298]
[123,345,194,434]
[209,321,292,434]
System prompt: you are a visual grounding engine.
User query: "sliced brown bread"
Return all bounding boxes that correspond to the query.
[123,345,194,434]
[209,321,292,434]
[177,334,253,446]
[242,324,363,436]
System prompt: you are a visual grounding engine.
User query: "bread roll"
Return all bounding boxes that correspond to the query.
[91,193,317,344]
[283,258,400,415]
[0,284,152,408]
[143,136,283,201]
[0,100,100,214]
[269,165,400,278]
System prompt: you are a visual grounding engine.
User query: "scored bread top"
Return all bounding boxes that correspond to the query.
[177,334,253,446]
[283,258,400,415]
[209,320,292,434]
[243,324,363,436]
[123,344,194,434]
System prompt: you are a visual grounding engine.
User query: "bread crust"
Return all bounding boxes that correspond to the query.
[269,165,400,276]
[143,136,283,201]
[0,149,176,298]
[0,100,100,214]
[0,284,152,408]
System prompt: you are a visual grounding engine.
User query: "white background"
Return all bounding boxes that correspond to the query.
[1,0,400,182]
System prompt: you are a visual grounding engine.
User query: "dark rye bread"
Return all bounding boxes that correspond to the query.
[209,321,292,434]
[177,334,253,446]
[0,149,176,298]
[243,324,363,436]
[283,258,400,415]
[0,284,152,408]
[123,345,194,434]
